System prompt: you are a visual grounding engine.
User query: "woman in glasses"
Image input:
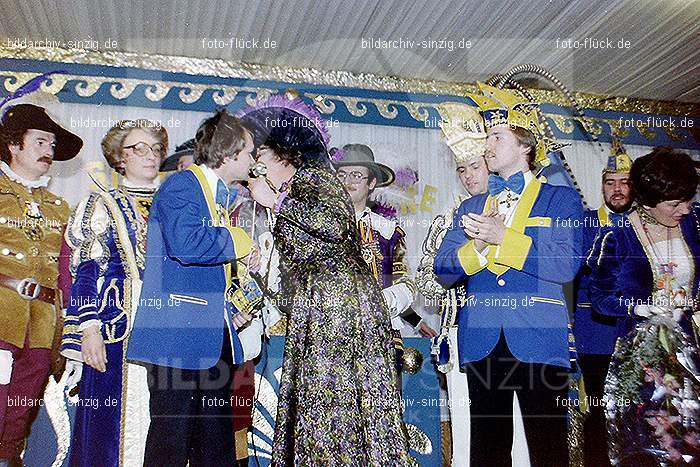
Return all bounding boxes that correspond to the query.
[61,120,168,466]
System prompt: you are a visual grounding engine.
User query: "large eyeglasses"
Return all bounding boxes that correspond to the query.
[123,142,167,158]
[336,171,370,184]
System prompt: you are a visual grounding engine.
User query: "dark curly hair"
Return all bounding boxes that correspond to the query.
[195,109,251,169]
[0,127,27,164]
[630,147,699,207]
[240,107,328,168]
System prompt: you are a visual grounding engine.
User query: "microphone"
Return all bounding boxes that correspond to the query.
[248,161,279,194]
[249,161,268,178]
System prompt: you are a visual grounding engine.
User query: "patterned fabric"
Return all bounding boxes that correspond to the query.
[62,184,156,467]
[270,162,411,466]
[0,170,70,349]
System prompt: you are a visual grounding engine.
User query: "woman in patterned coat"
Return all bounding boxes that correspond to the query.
[241,96,411,466]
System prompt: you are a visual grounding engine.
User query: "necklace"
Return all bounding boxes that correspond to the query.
[640,215,676,297]
[637,206,660,225]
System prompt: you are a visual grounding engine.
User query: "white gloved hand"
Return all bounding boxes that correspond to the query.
[382,287,398,317]
[65,360,83,392]
[382,283,414,318]
[634,304,669,318]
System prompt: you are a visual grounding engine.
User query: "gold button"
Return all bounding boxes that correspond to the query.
[30,246,40,257]
[497,278,506,286]
[55,199,62,205]
[15,252,24,260]
[1,248,9,256]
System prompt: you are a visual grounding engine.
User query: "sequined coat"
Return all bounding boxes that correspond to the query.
[271,162,411,466]
[0,170,69,349]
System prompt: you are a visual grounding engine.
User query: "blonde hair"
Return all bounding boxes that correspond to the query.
[510,126,537,170]
[101,120,169,175]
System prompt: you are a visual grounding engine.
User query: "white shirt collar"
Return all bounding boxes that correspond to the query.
[199,164,225,195]
[121,176,160,190]
[0,161,50,190]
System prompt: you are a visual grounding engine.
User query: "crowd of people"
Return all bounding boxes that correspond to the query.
[0,80,698,467]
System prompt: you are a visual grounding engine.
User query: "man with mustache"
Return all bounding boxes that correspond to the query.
[333,143,436,348]
[0,102,82,467]
[573,140,633,467]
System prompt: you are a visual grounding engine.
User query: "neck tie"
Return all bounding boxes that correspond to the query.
[488,172,525,196]
[216,179,238,209]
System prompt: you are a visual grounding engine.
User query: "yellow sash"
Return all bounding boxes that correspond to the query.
[484,178,543,276]
[188,165,233,288]
[597,206,611,227]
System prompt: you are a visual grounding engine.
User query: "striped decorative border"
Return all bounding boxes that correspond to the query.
[1,55,698,148]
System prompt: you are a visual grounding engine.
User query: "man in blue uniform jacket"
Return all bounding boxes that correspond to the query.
[128,110,256,467]
[574,140,633,467]
[434,83,583,467]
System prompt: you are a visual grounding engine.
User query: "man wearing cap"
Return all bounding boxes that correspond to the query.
[573,139,633,467]
[434,83,583,466]
[0,103,82,466]
[333,144,436,366]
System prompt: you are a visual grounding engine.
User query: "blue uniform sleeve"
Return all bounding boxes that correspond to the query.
[60,260,101,359]
[156,173,252,266]
[588,227,636,317]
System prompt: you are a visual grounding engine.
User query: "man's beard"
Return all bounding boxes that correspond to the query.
[606,197,632,213]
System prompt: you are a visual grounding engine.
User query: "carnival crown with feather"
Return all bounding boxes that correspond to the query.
[438,102,487,165]
[468,82,557,167]
[603,137,632,174]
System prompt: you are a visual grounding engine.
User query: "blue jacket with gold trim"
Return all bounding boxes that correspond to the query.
[573,207,625,355]
[434,179,583,368]
[127,166,252,370]
[587,204,700,340]
[61,187,148,360]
